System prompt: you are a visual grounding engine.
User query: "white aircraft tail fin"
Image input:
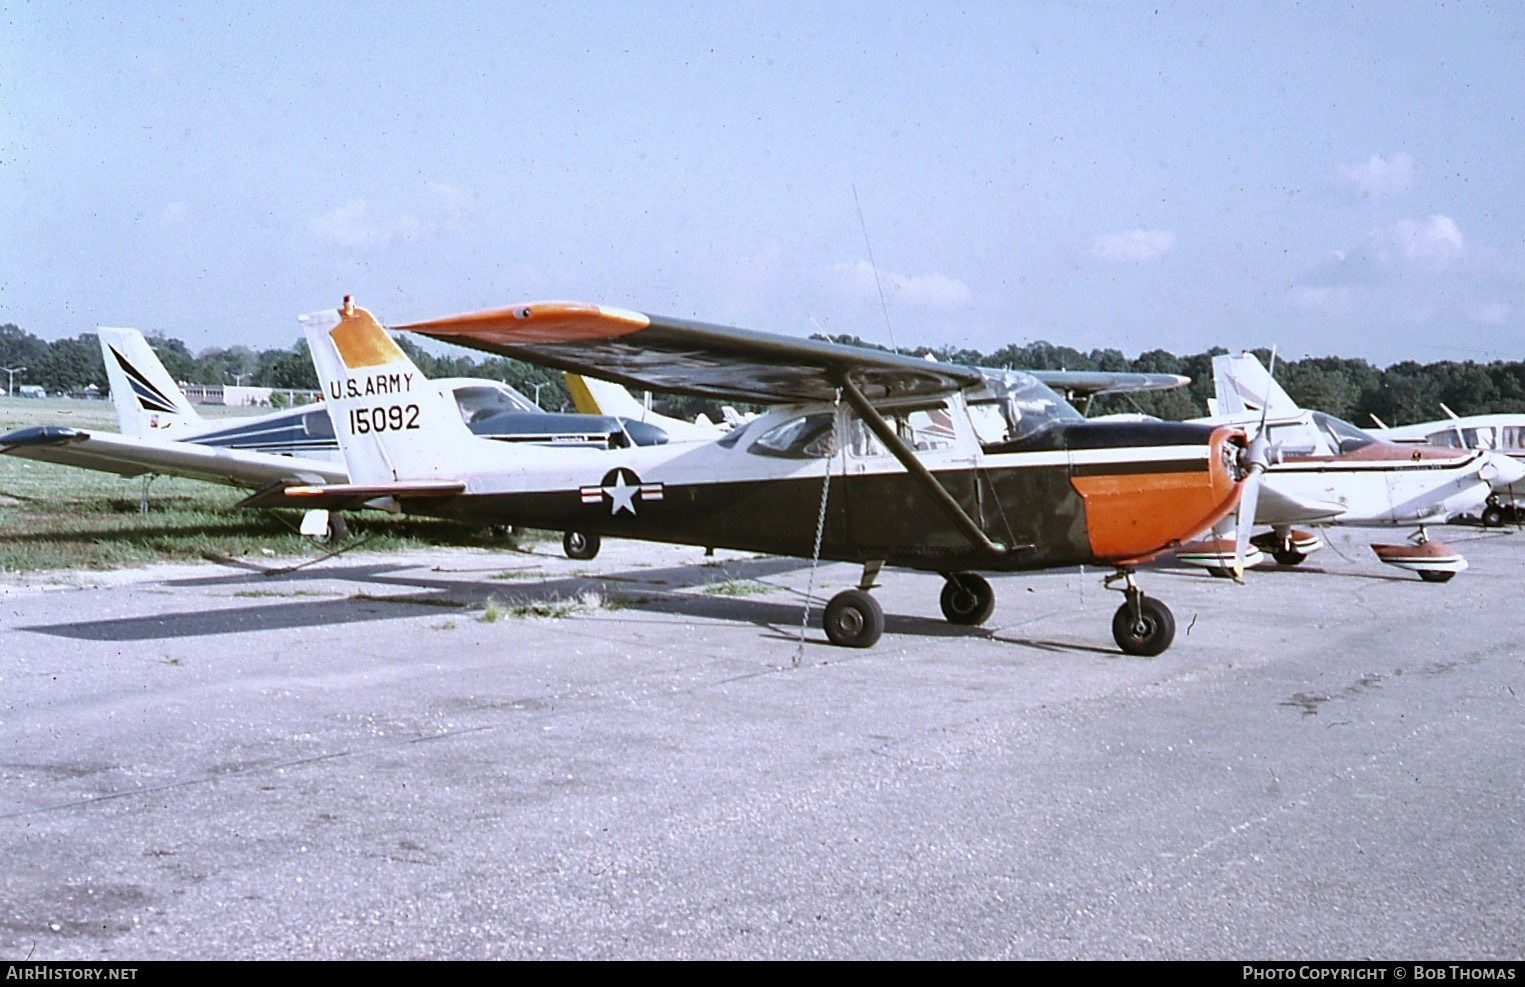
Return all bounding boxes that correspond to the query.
[300,299,478,484]
[1212,353,1300,419]
[97,327,202,437]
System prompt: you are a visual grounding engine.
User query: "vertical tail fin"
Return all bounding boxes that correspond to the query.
[97,328,202,437]
[1212,353,1299,420]
[300,299,478,484]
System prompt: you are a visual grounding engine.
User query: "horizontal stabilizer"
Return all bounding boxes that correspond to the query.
[237,479,465,510]
[0,424,346,487]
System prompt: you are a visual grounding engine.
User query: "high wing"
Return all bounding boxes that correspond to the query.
[397,303,984,405]
[0,425,347,488]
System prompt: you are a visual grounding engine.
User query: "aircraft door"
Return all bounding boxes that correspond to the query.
[840,399,984,552]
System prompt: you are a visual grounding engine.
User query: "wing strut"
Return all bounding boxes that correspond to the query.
[836,376,1007,556]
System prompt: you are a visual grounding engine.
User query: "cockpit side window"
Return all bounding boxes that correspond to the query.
[1312,411,1375,454]
[452,384,538,424]
[748,414,837,458]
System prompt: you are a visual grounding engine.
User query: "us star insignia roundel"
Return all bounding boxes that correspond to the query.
[579,467,664,516]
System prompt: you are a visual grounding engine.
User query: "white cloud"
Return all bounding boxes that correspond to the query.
[834,259,972,308]
[1393,214,1463,265]
[1088,229,1175,264]
[307,185,474,249]
[1338,152,1418,199]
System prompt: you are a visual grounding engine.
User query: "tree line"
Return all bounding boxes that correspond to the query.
[2,320,1521,427]
[0,323,570,410]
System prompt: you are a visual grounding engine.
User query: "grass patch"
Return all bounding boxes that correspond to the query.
[601,589,655,611]
[698,578,774,597]
[479,591,603,622]
[489,568,543,580]
[0,398,555,573]
[349,591,467,608]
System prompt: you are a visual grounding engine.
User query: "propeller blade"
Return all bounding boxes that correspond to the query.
[1232,433,1273,579]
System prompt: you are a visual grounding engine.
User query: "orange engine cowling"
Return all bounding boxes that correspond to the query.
[1069,424,1247,565]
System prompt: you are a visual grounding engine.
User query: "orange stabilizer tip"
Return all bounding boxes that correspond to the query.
[329,304,406,370]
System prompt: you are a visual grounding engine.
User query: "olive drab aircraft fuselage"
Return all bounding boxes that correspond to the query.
[269,299,1253,656]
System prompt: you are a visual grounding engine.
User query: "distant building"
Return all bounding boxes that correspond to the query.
[178,384,321,407]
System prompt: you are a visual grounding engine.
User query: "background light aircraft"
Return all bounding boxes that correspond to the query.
[1366,409,1525,526]
[262,298,1258,656]
[0,327,674,546]
[1184,353,1525,581]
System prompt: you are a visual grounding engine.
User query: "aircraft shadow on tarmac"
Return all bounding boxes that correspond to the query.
[20,551,1116,656]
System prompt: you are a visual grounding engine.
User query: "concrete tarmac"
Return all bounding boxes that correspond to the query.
[1,526,1521,959]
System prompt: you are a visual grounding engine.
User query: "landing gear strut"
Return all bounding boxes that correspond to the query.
[1106,570,1176,657]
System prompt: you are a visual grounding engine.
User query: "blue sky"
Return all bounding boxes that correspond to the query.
[3,1,1522,365]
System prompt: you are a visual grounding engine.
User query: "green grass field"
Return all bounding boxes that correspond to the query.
[0,397,518,572]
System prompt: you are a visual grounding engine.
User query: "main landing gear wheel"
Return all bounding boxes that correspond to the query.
[1418,570,1456,584]
[940,572,995,626]
[1482,504,1507,528]
[1111,595,1176,657]
[823,589,885,649]
[562,531,601,560]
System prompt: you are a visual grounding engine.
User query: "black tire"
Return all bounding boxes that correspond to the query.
[1481,505,1506,528]
[939,572,995,626]
[1112,596,1176,657]
[1206,567,1235,579]
[1271,548,1306,566]
[1418,570,1456,583]
[562,531,601,560]
[822,589,885,649]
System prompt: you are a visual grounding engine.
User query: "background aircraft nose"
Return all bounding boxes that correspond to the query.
[1483,451,1525,490]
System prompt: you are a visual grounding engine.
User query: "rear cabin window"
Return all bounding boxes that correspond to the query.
[846,404,957,458]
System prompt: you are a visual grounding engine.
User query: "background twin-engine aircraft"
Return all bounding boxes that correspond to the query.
[0,327,681,540]
[257,298,1257,656]
[1365,408,1525,528]
[1180,353,1525,581]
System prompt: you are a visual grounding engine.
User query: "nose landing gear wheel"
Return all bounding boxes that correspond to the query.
[1111,595,1175,657]
[823,589,885,649]
[562,531,601,560]
[940,572,995,626]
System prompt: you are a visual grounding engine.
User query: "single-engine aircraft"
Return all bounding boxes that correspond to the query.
[258,298,1260,656]
[1179,353,1525,581]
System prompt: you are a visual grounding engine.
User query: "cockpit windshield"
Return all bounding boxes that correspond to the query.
[1311,411,1376,454]
[451,384,540,424]
[971,369,1085,446]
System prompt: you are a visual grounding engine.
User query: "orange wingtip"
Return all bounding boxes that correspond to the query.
[329,303,407,369]
[397,302,650,345]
